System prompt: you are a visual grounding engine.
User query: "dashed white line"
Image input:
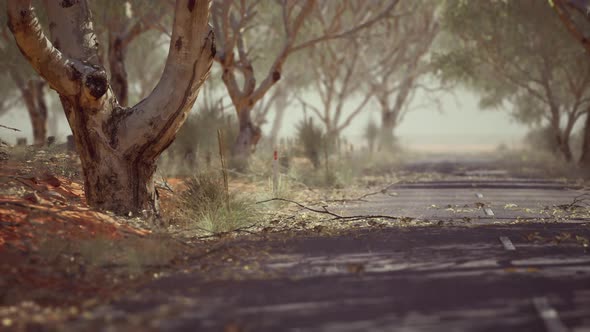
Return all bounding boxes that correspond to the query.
[533,297,568,332]
[475,193,484,198]
[499,236,516,251]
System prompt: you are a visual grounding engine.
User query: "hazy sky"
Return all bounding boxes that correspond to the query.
[0,87,528,152]
[264,88,528,153]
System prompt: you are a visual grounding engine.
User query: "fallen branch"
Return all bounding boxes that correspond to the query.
[194,223,260,240]
[256,197,398,221]
[556,193,590,211]
[325,182,400,203]
[0,124,20,132]
[169,222,261,240]
[156,176,174,193]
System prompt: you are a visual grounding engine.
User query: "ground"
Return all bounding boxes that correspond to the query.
[1,147,589,331]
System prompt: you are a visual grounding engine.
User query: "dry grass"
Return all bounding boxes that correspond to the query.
[177,173,261,235]
[494,149,587,180]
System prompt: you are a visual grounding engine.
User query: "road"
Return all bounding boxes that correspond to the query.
[69,162,590,332]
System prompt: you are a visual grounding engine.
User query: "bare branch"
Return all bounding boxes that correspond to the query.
[0,124,21,132]
[7,0,80,96]
[289,0,400,53]
[552,0,590,55]
[256,198,399,222]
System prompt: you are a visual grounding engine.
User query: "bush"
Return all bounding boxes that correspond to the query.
[179,173,259,234]
[524,126,582,160]
[295,117,325,169]
[160,102,238,176]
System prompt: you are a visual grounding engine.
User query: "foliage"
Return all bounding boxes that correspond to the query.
[436,0,590,161]
[525,126,583,158]
[159,98,238,176]
[360,0,442,146]
[295,117,325,169]
[495,148,584,179]
[524,127,562,155]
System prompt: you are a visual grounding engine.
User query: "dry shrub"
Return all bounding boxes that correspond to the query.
[179,173,259,234]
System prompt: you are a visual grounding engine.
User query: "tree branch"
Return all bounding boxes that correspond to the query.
[120,0,215,159]
[256,198,399,221]
[7,0,81,96]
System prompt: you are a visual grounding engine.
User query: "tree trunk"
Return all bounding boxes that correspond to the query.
[22,80,48,146]
[556,133,573,162]
[580,112,590,167]
[108,34,128,106]
[232,106,261,169]
[549,105,573,163]
[379,110,397,151]
[377,75,412,152]
[9,67,48,147]
[57,94,164,214]
[8,0,215,216]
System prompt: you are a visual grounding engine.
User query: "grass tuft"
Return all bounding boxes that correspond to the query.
[180,173,260,235]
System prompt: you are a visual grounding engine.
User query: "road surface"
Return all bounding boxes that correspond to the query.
[68,161,590,332]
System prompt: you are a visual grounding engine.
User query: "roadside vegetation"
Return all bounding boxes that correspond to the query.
[1,0,590,329]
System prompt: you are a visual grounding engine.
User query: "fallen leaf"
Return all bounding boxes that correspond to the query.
[346,263,365,275]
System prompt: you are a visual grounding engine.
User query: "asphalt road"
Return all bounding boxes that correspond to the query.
[69,165,590,332]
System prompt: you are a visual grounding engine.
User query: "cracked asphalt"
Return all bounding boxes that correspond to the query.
[66,162,590,332]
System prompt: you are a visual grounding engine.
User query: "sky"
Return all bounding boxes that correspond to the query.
[0,87,528,153]
[263,88,527,153]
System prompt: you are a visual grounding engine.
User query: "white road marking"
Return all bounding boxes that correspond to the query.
[475,193,484,198]
[499,236,516,251]
[484,207,495,216]
[533,297,569,332]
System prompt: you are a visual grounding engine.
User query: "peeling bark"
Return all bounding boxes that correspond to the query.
[8,0,214,216]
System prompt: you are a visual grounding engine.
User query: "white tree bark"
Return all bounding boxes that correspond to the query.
[8,0,215,216]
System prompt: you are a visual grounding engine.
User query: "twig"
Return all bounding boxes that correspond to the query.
[194,223,260,240]
[8,176,43,191]
[326,182,400,203]
[156,176,174,193]
[256,197,398,221]
[217,129,230,211]
[0,124,20,132]
[556,193,590,211]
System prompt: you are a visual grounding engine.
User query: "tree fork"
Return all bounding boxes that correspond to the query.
[8,0,215,216]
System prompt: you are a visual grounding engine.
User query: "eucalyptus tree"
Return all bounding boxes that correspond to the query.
[301,38,372,145]
[0,4,48,146]
[252,69,308,148]
[211,0,398,167]
[437,0,590,162]
[551,0,590,166]
[7,0,215,215]
[362,1,441,150]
